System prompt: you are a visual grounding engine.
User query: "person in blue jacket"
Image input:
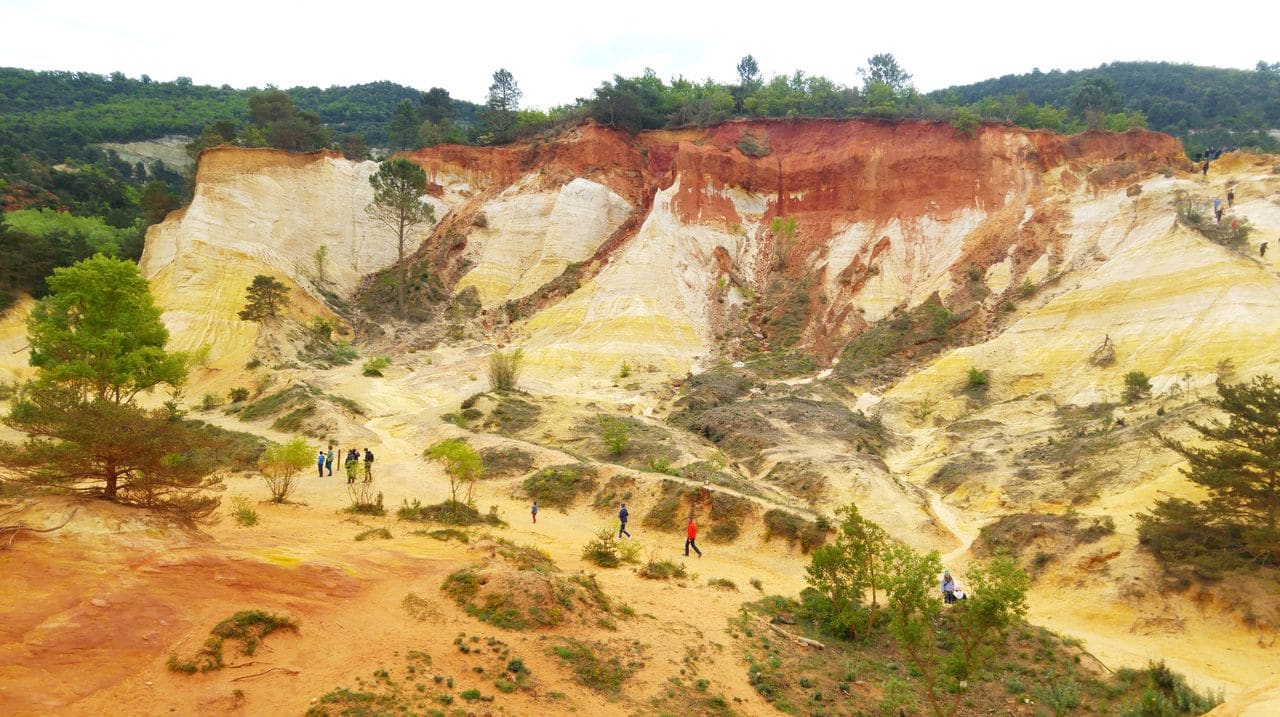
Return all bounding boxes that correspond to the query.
[618,503,631,538]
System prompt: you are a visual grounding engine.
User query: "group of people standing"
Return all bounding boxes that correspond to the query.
[315,445,375,483]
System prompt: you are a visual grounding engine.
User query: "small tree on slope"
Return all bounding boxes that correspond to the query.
[238,275,289,321]
[1142,375,1280,572]
[1,256,226,522]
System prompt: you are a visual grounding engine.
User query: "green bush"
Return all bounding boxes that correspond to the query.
[762,509,831,553]
[581,527,622,568]
[362,356,392,377]
[1124,370,1152,402]
[229,496,258,527]
[488,348,524,392]
[638,559,688,580]
[522,464,597,509]
[598,416,630,456]
[228,387,250,403]
[200,392,223,410]
[966,367,990,391]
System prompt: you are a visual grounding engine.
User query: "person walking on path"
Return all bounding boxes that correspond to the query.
[362,448,374,482]
[316,450,326,478]
[1202,159,1210,177]
[324,446,335,477]
[1227,187,1235,208]
[685,517,702,558]
[618,503,631,538]
[941,569,957,604]
[531,501,538,524]
[1263,241,1270,258]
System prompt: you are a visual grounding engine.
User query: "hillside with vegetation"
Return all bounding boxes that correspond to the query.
[938,61,1280,156]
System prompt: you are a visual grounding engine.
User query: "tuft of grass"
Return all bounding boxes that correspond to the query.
[168,610,297,674]
[551,639,637,694]
[966,366,990,391]
[488,348,524,392]
[229,496,258,527]
[411,528,470,543]
[707,577,738,591]
[355,527,392,541]
[638,559,688,580]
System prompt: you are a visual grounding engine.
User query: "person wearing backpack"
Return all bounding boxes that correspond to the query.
[316,450,326,478]
[363,448,374,482]
[345,449,360,484]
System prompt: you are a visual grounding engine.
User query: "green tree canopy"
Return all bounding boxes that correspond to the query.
[27,254,186,404]
[1143,375,1280,570]
[367,158,435,316]
[238,274,289,321]
[481,68,522,144]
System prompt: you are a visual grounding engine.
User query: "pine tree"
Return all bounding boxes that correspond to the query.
[238,275,289,321]
[367,158,435,316]
[1142,375,1280,569]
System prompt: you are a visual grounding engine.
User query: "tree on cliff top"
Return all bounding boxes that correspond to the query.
[480,69,522,144]
[1141,375,1280,575]
[367,158,436,317]
[1,256,227,522]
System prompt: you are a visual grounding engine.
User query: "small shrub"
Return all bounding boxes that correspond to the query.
[1123,370,1152,402]
[770,216,797,239]
[1018,278,1036,298]
[259,437,313,503]
[488,348,524,392]
[598,416,631,456]
[762,509,831,552]
[522,464,597,509]
[355,527,392,541]
[1036,677,1081,714]
[230,496,258,527]
[737,131,771,158]
[398,498,504,526]
[707,577,738,591]
[638,559,687,580]
[551,639,636,694]
[228,387,250,403]
[617,540,643,564]
[244,358,262,370]
[168,610,297,674]
[966,366,990,391]
[200,393,223,410]
[362,356,392,377]
[750,577,763,591]
[617,361,632,379]
[582,527,622,568]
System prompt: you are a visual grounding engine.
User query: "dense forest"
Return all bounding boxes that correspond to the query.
[2,58,1278,309]
[939,61,1280,156]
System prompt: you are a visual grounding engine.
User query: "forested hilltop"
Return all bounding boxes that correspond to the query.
[0,68,482,161]
[939,61,1280,155]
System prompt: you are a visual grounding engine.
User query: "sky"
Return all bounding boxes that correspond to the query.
[2,0,1275,108]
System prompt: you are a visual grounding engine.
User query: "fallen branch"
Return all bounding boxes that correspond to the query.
[1,506,78,549]
[758,618,825,650]
[230,667,300,682]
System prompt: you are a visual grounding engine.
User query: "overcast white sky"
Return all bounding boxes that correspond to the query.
[2,0,1275,108]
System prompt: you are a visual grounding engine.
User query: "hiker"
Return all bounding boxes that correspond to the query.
[685,517,702,558]
[345,449,359,484]
[1215,206,1224,223]
[1261,241,1269,258]
[362,448,374,482]
[531,501,538,523]
[1227,187,1235,207]
[1213,196,1221,214]
[316,450,326,478]
[941,570,959,604]
[1202,159,1209,176]
[324,445,335,477]
[618,503,631,538]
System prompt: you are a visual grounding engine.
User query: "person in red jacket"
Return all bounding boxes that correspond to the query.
[685,517,702,558]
